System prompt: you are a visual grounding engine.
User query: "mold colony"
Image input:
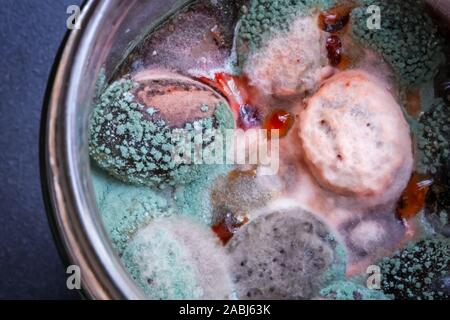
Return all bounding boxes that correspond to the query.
[227,208,347,299]
[90,71,235,189]
[351,0,443,87]
[379,238,450,300]
[122,216,232,299]
[299,70,413,198]
[243,15,332,97]
[90,0,449,300]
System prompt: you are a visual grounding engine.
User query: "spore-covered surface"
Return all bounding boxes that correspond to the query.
[174,164,234,225]
[89,79,235,189]
[320,280,392,300]
[211,170,279,224]
[425,159,450,237]
[379,238,450,300]
[122,216,232,300]
[340,206,406,264]
[242,14,329,96]
[92,166,176,255]
[237,0,335,50]
[227,208,346,299]
[351,0,444,87]
[416,98,450,175]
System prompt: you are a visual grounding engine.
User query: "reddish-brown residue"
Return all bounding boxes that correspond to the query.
[396,173,433,220]
[227,168,257,181]
[405,89,422,117]
[326,35,343,67]
[264,109,295,139]
[212,221,234,245]
[198,73,250,112]
[198,72,264,130]
[318,4,353,33]
[212,213,249,245]
[210,25,226,48]
[319,4,353,69]
[319,5,353,33]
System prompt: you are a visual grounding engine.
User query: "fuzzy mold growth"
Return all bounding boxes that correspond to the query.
[237,0,335,66]
[320,280,392,300]
[243,14,330,96]
[89,79,235,189]
[351,0,443,87]
[425,158,450,238]
[122,216,232,300]
[416,98,450,175]
[211,169,280,224]
[174,164,234,225]
[91,166,176,255]
[227,207,346,299]
[379,238,450,300]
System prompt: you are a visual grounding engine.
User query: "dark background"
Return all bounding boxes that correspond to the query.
[0,0,82,299]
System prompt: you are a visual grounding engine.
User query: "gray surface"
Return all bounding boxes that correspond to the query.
[0,0,81,299]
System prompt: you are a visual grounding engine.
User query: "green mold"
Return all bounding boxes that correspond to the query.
[320,237,348,288]
[89,79,235,189]
[122,227,203,299]
[351,0,444,87]
[320,280,392,300]
[91,165,176,255]
[424,159,450,238]
[174,164,234,225]
[236,0,335,67]
[416,98,450,175]
[378,238,450,300]
[121,216,232,300]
